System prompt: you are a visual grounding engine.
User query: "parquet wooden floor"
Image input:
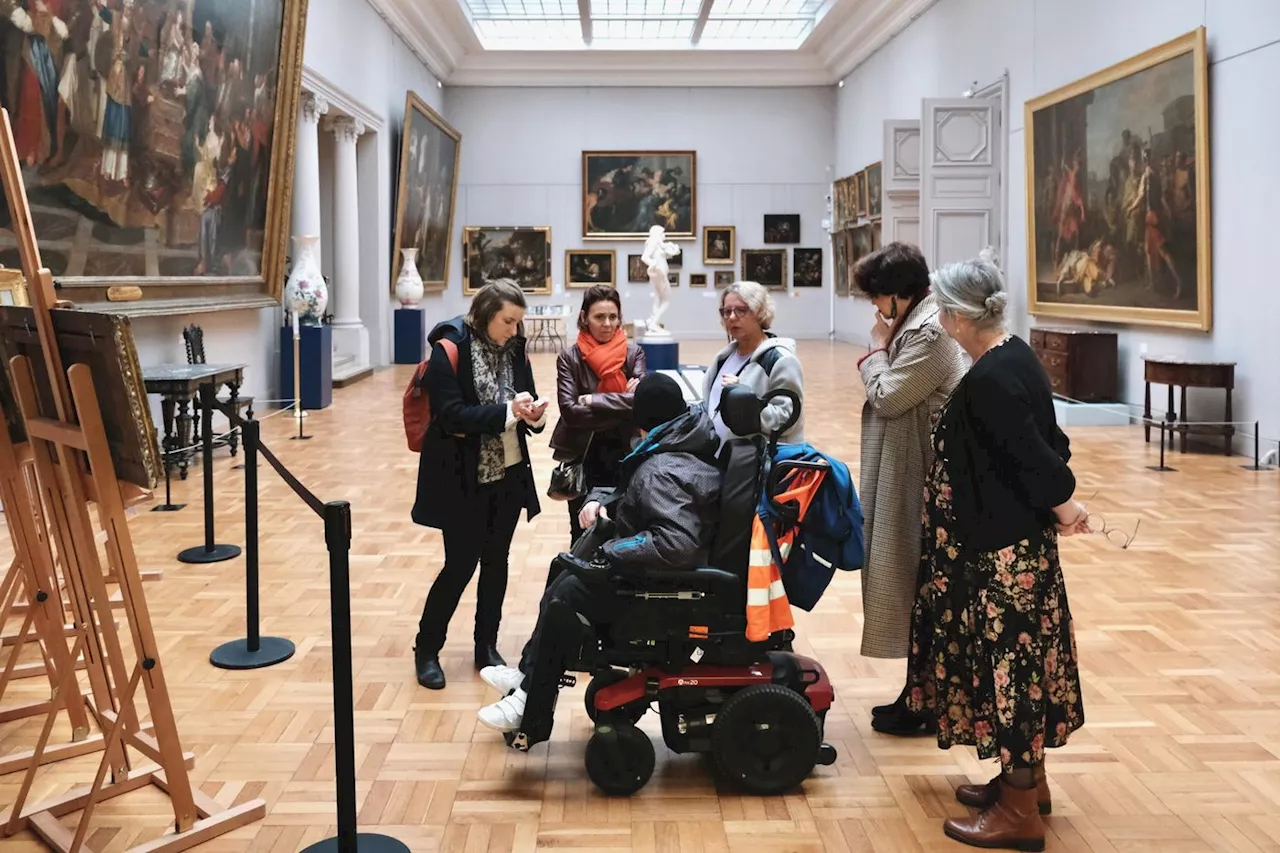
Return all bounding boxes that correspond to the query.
[2,340,1280,852]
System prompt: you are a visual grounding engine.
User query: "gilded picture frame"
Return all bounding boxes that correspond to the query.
[702,225,735,265]
[0,267,27,306]
[565,249,616,288]
[1025,28,1211,331]
[714,270,734,288]
[582,150,696,240]
[689,273,707,288]
[742,248,786,291]
[0,0,310,316]
[391,91,461,295]
[855,170,869,219]
[866,161,883,220]
[462,226,552,296]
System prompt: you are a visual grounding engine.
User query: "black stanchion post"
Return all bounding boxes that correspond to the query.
[210,415,295,670]
[302,501,408,853]
[150,449,185,512]
[1148,417,1176,472]
[1243,420,1276,470]
[179,382,242,563]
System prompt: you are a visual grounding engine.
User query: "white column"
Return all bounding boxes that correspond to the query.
[291,92,328,245]
[324,114,370,379]
[326,115,365,327]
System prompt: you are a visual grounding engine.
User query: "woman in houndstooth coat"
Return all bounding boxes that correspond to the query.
[853,242,966,736]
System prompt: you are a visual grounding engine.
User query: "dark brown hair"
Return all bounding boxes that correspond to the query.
[465,279,527,343]
[577,284,622,332]
[852,241,931,300]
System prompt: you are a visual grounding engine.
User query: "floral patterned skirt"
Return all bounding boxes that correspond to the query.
[905,511,1085,771]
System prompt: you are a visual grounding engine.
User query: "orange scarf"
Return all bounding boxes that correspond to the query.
[578,329,629,394]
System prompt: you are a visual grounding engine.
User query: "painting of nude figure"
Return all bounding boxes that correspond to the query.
[391,90,459,294]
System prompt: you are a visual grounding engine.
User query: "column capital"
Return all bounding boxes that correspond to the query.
[325,115,367,143]
[300,92,329,124]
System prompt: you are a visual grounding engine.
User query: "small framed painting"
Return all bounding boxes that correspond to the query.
[856,171,869,219]
[689,273,708,287]
[566,250,616,288]
[462,226,552,295]
[866,162,883,220]
[703,226,735,265]
[763,214,800,244]
[627,254,648,283]
[793,248,823,288]
[667,272,679,286]
[742,249,787,290]
[714,270,735,288]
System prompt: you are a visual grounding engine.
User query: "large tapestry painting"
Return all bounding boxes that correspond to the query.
[391,90,459,294]
[0,0,307,308]
[582,150,695,240]
[1026,28,1210,330]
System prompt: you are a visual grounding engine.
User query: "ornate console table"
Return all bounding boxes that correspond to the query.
[1142,356,1236,455]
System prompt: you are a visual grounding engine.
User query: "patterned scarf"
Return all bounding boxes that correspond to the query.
[469,331,517,485]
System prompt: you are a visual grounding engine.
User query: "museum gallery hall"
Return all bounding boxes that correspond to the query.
[0,1,1277,851]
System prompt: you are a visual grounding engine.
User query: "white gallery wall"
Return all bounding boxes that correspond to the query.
[437,86,837,340]
[833,0,1280,451]
[128,0,442,418]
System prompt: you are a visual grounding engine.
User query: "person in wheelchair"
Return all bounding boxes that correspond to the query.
[476,373,721,731]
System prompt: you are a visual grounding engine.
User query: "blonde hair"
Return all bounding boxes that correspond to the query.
[719,280,776,330]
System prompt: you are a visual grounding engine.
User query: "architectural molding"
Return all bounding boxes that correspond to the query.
[325,115,368,141]
[301,66,385,132]
[362,0,466,78]
[821,0,939,80]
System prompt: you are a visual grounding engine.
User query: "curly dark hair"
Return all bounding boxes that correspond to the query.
[852,241,932,300]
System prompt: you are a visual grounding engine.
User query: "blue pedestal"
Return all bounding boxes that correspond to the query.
[279,324,333,410]
[394,308,426,365]
[639,339,679,372]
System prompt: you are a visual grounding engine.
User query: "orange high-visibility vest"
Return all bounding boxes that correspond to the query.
[745,467,826,642]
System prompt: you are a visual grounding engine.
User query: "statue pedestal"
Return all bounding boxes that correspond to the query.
[639,338,679,371]
[394,308,425,364]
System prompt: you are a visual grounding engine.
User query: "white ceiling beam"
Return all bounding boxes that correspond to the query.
[818,0,939,80]
[578,0,593,44]
[691,0,715,45]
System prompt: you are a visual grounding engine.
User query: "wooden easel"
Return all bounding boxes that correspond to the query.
[0,109,264,851]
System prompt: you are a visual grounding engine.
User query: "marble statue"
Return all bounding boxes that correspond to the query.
[640,225,680,337]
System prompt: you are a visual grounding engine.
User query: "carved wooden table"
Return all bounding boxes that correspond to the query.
[143,363,247,478]
[1142,356,1236,455]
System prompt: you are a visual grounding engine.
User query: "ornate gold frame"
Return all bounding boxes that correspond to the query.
[866,161,883,220]
[462,226,552,296]
[1024,27,1211,331]
[391,91,462,295]
[702,225,736,265]
[741,248,787,291]
[565,249,616,288]
[582,150,697,240]
[2,0,309,316]
[0,267,27,306]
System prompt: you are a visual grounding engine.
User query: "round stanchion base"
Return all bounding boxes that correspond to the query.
[151,503,186,512]
[177,543,242,564]
[301,833,411,853]
[1145,465,1177,472]
[210,636,295,670]
[290,435,313,441]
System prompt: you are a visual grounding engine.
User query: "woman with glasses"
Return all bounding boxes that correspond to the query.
[410,280,548,691]
[852,242,967,737]
[904,258,1088,852]
[701,281,804,446]
[550,285,647,553]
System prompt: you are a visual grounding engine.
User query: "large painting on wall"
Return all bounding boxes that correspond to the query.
[0,0,309,311]
[1025,27,1210,331]
[582,150,695,240]
[462,226,551,296]
[391,91,460,295]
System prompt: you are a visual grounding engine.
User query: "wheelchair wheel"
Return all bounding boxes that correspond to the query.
[710,684,821,795]
[585,669,645,724]
[585,722,655,796]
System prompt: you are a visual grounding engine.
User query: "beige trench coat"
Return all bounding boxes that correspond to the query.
[857,294,967,659]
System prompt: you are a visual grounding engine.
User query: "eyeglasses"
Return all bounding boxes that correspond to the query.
[1080,491,1141,549]
[720,306,751,319]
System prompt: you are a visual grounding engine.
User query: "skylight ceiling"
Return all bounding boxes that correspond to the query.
[460,0,827,50]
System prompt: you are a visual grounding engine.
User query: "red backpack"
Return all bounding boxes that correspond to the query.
[403,339,458,453]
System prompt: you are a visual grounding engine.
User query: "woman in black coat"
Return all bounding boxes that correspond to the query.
[411,280,547,690]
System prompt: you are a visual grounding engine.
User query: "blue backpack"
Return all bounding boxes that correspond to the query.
[758,444,865,612]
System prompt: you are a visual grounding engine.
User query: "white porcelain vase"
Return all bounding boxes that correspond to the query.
[395,247,425,307]
[283,235,327,324]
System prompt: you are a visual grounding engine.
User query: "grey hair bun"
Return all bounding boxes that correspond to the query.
[984,291,1007,317]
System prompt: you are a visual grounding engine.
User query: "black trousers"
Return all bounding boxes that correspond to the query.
[416,465,527,654]
[517,571,622,686]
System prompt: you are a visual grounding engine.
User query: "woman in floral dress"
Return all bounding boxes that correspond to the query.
[905,258,1089,852]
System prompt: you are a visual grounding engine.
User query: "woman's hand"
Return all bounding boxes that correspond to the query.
[870,315,894,349]
[521,398,549,423]
[578,393,593,406]
[1052,499,1091,537]
[511,392,534,420]
[626,376,640,393]
[578,501,608,530]
[721,374,740,388]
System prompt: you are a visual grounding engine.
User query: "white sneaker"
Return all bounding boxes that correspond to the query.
[479,664,525,694]
[477,689,526,732]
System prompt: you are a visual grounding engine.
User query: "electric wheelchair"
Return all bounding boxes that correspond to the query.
[503,386,839,796]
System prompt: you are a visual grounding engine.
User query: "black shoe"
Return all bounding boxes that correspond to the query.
[475,643,505,669]
[415,645,445,690]
[872,685,910,718]
[870,704,936,737]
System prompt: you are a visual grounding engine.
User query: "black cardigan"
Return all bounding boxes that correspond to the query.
[939,335,1076,552]
[410,317,543,530]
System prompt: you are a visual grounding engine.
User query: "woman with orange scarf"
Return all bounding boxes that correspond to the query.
[550,286,647,568]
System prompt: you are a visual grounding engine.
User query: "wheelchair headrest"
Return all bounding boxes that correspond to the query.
[720,384,802,439]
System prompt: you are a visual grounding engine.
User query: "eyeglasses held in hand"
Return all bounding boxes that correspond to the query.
[1081,491,1141,550]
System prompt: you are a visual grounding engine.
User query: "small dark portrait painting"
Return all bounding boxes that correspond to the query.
[793,248,823,288]
[763,214,800,244]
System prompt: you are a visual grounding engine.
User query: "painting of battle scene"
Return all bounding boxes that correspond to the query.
[391,91,459,294]
[462,225,551,296]
[1027,29,1210,330]
[582,150,695,240]
[0,0,304,298]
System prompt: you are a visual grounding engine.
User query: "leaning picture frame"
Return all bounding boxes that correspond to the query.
[391,91,462,295]
[0,267,27,306]
[582,150,697,240]
[0,0,310,316]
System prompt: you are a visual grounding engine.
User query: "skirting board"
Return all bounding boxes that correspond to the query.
[1052,398,1131,427]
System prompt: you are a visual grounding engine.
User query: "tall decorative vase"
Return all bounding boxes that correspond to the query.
[283,235,328,324]
[395,247,425,307]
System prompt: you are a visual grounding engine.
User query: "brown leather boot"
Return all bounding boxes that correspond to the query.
[943,778,1046,852]
[955,765,1051,814]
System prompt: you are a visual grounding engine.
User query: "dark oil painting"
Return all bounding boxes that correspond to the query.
[582,150,695,239]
